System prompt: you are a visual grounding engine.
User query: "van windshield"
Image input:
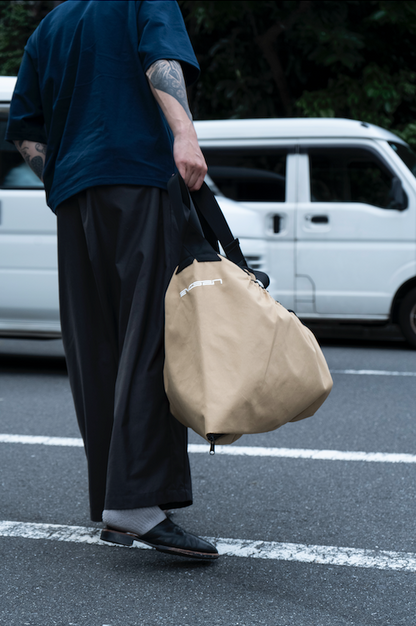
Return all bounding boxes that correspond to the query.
[389,142,416,179]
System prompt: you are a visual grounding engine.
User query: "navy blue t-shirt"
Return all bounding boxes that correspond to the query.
[6,0,199,212]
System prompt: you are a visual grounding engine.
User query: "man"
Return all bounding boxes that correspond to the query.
[6,0,218,560]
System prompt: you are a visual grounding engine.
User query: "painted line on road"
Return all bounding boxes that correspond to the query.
[1,434,415,464]
[0,434,83,447]
[0,520,415,572]
[331,369,416,377]
[188,445,416,463]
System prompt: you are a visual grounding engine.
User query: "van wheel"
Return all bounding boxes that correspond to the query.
[399,287,416,348]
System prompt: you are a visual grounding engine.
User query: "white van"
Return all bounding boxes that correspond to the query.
[2,74,416,347]
[0,76,267,339]
[195,118,416,348]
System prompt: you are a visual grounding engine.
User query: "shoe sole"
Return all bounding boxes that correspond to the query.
[100,527,220,560]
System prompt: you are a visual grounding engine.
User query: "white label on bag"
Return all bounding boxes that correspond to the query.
[180,278,223,297]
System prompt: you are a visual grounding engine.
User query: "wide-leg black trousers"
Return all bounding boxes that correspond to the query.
[57,185,192,521]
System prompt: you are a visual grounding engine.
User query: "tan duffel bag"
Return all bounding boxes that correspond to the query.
[164,175,333,453]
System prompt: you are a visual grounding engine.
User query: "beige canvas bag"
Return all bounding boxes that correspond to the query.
[164,176,333,453]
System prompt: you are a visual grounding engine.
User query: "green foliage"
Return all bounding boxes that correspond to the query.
[0,1,34,75]
[0,1,59,75]
[1,1,415,148]
[296,65,416,126]
[180,0,416,147]
[395,123,416,148]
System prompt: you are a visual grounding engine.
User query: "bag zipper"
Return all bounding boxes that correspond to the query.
[206,433,225,455]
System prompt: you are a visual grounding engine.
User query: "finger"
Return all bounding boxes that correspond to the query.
[186,169,200,191]
[187,160,207,190]
[188,171,206,192]
[177,161,199,189]
[176,161,189,185]
[187,165,207,191]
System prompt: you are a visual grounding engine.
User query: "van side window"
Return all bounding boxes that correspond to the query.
[0,115,44,189]
[202,148,289,202]
[309,148,396,209]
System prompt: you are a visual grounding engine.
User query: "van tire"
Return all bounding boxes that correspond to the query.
[399,287,416,348]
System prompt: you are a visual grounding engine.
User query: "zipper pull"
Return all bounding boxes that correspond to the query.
[207,434,216,455]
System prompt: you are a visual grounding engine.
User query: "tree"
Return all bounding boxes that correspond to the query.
[0,1,63,75]
[1,1,415,147]
[179,1,416,147]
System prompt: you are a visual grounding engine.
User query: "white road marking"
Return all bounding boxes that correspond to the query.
[188,445,416,463]
[212,538,416,571]
[331,369,416,377]
[0,434,83,447]
[1,434,415,464]
[0,520,414,572]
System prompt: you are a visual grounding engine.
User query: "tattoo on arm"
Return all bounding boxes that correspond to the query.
[30,156,45,179]
[35,143,47,156]
[146,60,192,120]
[14,140,46,181]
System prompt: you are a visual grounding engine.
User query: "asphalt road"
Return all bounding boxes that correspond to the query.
[0,328,415,626]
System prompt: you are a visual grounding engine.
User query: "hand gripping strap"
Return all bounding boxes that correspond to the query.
[167,175,220,273]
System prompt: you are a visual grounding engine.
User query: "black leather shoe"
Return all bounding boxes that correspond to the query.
[100,518,219,560]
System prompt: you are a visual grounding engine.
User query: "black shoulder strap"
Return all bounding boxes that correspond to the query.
[191,182,246,267]
[191,179,270,288]
[169,175,270,288]
[167,174,220,273]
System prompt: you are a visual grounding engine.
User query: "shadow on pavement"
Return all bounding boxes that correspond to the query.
[0,323,412,373]
[308,322,411,351]
[0,338,67,372]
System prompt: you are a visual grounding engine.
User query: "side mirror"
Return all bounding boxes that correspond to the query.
[390,177,408,211]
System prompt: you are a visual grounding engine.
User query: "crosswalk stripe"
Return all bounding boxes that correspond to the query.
[0,520,414,572]
[1,434,415,464]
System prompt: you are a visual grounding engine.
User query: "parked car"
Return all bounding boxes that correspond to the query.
[195,117,416,347]
[0,76,268,339]
[2,74,416,347]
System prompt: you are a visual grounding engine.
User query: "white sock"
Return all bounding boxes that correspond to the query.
[102,506,166,536]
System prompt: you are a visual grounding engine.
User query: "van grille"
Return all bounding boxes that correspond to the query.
[244,255,266,271]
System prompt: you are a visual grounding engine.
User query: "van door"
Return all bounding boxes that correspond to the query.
[201,144,297,309]
[295,141,416,318]
[0,108,60,336]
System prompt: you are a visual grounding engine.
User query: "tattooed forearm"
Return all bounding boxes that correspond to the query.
[146,60,192,120]
[14,140,46,181]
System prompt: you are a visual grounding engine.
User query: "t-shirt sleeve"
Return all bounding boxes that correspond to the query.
[5,48,47,144]
[137,0,200,86]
